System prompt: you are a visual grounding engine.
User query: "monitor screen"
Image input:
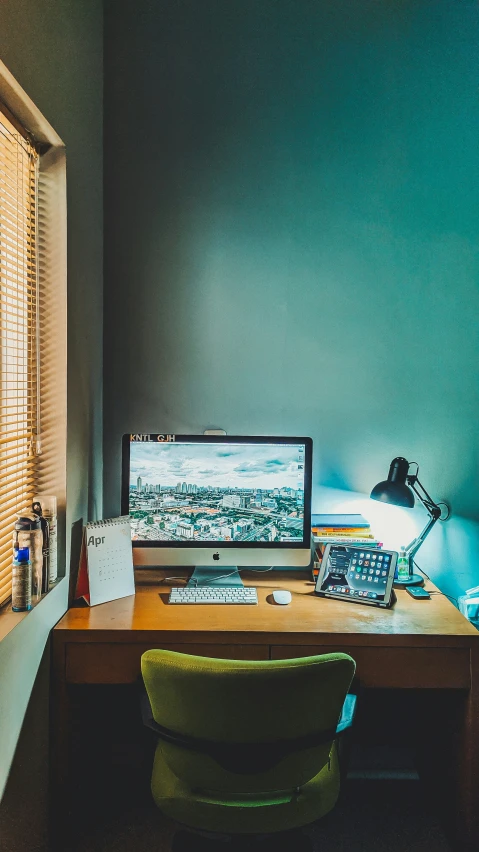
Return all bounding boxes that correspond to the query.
[121,435,312,553]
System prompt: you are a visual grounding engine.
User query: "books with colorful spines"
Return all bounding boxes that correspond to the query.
[312,527,372,535]
[311,513,374,537]
[313,535,382,546]
[311,513,370,528]
[311,527,374,538]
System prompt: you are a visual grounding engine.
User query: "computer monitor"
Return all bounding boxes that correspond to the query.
[121,434,312,585]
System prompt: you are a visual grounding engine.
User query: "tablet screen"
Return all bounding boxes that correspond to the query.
[317,545,396,604]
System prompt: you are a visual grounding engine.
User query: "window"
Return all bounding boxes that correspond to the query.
[0,105,40,606]
[0,63,66,619]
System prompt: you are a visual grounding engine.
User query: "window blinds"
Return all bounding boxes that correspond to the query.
[0,105,39,607]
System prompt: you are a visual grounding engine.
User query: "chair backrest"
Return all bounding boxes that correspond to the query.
[141,649,356,793]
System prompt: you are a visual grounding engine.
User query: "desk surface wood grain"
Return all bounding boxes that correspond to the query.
[54,570,479,647]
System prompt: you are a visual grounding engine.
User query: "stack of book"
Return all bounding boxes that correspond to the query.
[311,514,382,582]
[312,513,380,545]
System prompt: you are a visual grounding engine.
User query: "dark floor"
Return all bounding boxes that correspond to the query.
[63,686,452,852]
[65,778,450,852]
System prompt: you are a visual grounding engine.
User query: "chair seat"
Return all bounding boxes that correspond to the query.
[151,741,340,835]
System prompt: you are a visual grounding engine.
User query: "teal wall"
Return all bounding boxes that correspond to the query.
[104,2,479,592]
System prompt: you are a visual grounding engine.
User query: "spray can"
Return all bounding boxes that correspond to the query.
[12,548,32,612]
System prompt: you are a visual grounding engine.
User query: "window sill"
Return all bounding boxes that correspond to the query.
[0,577,65,645]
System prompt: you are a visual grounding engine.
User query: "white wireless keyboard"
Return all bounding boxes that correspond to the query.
[169,587,258,605]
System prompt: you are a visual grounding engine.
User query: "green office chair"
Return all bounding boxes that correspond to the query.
[141,649,356,851]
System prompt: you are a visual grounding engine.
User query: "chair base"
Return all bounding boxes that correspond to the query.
[172,827,313,852]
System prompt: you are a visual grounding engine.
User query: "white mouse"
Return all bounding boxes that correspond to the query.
[272,590,292,606]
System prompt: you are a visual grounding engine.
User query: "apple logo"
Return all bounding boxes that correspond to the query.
[213,552,220,561]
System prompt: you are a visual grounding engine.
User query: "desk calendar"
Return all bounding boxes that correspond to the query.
[75,516,135,606]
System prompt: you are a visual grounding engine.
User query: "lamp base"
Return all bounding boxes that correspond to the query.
[394,573,424,589]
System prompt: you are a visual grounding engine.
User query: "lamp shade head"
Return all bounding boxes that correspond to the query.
[370,457,415,508]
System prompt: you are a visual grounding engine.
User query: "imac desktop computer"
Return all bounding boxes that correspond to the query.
[121,434,312,589]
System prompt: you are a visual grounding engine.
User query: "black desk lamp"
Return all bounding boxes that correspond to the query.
[370,457,445,588]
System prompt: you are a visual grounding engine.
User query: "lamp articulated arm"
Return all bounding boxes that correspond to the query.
[404,475,442,563]
[370,456,449,586]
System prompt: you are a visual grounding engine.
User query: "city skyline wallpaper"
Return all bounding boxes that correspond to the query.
[127,441,306,543]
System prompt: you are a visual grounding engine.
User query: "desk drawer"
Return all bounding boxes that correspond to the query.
[271,646,471,689]
[66,642,269,683]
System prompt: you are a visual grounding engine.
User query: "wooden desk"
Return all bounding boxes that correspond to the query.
[52,570,479,850]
